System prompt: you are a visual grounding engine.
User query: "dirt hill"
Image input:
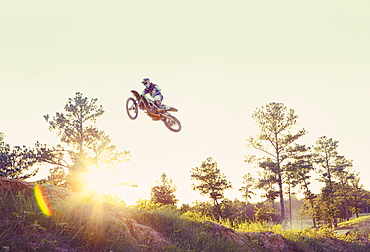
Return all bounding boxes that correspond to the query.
[0,177,369,252]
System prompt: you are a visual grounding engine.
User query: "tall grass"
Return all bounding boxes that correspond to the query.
[147,208,370,252]
[130,207,253,252]
[0,190,60,251]
[0,189,143,251]
[1,186,370,252]
[216,217,370,252]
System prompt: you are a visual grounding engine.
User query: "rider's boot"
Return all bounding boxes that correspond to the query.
[155,101,164,113]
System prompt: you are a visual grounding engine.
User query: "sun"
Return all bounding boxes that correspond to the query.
[84,167,116,194]
[82,164,141,205]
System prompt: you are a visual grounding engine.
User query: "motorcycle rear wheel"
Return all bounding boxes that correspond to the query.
[126,97,138,120]
[163,115,181,132]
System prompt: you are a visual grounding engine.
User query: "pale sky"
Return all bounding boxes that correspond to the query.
[1,1,370,205]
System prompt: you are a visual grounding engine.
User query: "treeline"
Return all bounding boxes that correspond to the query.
[1,93,369,229]
[148,102,370,228]
[243,102,370,228]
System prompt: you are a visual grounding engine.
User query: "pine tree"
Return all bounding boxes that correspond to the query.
[246,102,306,222]
[150,173,178,206]
[43,92,130,191]
[191,157,232,218]
[0,132,39,180]
[239,173,256,203]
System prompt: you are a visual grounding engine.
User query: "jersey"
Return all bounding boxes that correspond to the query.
[143,83,162,98]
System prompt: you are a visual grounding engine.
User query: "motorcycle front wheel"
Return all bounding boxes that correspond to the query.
[126,97,138,120]
[163,115,182,132]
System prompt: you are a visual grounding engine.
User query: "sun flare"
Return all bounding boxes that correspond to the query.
[82,165,141,205]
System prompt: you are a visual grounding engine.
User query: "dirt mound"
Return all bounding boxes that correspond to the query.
[0,177,34,196]
[2,177,369,251]
[0,177,296,251]
[205,221,294,251]
[0,177,171,251]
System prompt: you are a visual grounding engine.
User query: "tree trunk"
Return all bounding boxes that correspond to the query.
[309,197,317,228]
[214,199,224,219]
[288,184,292,227]
[344,196,350,221]
[312,217,317,228]
[278,174,285,222]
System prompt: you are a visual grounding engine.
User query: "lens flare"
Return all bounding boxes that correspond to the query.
[34,184,53,216]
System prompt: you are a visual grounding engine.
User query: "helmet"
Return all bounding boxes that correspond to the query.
[141,78,150,85]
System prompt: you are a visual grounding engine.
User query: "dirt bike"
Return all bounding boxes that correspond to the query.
[126,90,182,133]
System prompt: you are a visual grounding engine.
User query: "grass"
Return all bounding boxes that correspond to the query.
[0,188,139,251]
[337,215,370,229]
[1,183,370,252]
[221,218,370,252]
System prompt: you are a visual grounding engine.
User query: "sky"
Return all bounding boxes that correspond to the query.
[1,1,370,205]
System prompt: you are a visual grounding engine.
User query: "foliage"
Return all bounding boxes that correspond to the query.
[141,208,249,252]
[181,199,255,224]
[220,198,255,224]
[232,220,370,252]
[134,198,162,211]
[285,146,317,227]
[190,157,232,218]
[180,200,215,219]
[37,166,70,189]
[239,173,256,203]
[43,92,130,191]
[0,132,39,180]
[44,92,104,148]
[1,179,370,252]
[337,215,370,227]
[347,175,370,218]
[246,102,307,222]
[254,201,281,222]
[313,136,354,226]
[150,172,178,206]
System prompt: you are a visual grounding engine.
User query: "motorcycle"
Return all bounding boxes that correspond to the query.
[126,90,182,133]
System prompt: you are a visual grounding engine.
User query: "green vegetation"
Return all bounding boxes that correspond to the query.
[0,132,40,180]
[243,102,370,226]
[190,157,232,219]
[1,94,370,229]
[42,92,130,192]
[1,180,369,252]
[1,92,370,251]
[247,102,308,222]
[150,172,178,206]
[338,215,370,229]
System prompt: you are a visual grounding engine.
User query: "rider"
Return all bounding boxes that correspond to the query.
[141,78,164,112]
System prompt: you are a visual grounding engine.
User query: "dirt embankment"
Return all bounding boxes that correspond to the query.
[0,178,295,251]
[1,177,369,252]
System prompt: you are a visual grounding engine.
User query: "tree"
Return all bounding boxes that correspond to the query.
[312,136,352,227]
[190,157,232,218]
[37,166,69,189]
[43,92,130,191]
[180,200,214,218]
[239,173,256,203]
[254,201,281,222]
[0,132,39,180]
[150,173,178,206]
[255,162,279,208]
[334,160,354,221]
[347,174,370,218]
[285,145,317,227]
[180,199,254,223]
[246,102,307,222]
[219,198,255,224]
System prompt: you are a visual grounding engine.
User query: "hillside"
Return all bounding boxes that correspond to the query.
[0,177,369,252]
